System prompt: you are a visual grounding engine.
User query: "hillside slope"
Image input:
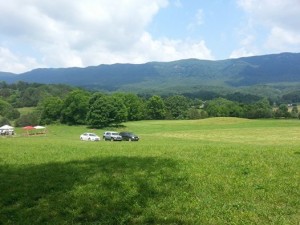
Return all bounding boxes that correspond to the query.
[0,52,299,93]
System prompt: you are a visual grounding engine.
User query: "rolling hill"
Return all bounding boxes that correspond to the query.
[0,52,300,94]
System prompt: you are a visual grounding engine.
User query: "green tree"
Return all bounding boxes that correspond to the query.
[39,97,63,124]
[191,99,204,109]
[205,98,242,117]
[86,93,127,128]
[186,108,208,119]
[112,93,144,121]
[0,116,11,126]
[19,87,46,107]
[15,81,30,92]
[145,95,166,120]
[61,90,90,125]
[15,112,40,127]
[291,106,298,118]
[5,108,20,120]
[274,104,290,118]
[245,98,273,119]
[0,87,12,98]
[0,99,10,115]
[164,95,190,119]
[0,99,20,120]
[282,91,300,103]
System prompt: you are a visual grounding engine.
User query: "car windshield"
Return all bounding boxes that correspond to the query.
[112,132,119,135]
[89,133,96,136]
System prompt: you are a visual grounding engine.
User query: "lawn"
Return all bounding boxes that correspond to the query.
[0,118,299,224]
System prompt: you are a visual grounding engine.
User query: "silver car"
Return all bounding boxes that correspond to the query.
[103,131,122,141]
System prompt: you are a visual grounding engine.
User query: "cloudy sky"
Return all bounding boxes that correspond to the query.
[0,0,299,73]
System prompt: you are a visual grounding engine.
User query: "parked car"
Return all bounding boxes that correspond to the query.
[80,133,100,141]
[103,131,122,141]
[119,132,139,141]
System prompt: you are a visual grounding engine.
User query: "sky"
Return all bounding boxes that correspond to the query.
[0,0,299,73]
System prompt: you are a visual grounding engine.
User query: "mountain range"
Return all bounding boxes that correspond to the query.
[1,52,300,95]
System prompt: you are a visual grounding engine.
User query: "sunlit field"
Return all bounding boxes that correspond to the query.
[0,118,299,224]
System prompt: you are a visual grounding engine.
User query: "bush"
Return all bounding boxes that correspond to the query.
[15,112,40,127]
[0,116,11,126]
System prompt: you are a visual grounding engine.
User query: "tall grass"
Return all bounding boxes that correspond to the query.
[0,118,299,224]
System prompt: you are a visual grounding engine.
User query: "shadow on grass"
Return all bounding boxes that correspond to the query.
[0,157,190,224]
[87,124,126,129]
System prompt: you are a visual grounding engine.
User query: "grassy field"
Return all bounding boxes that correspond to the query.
[17,107,36,115]
[0,118,299,224]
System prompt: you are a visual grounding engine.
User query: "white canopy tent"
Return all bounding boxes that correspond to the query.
[0,125,13,129]
[0,125,14,135]
[34,125,47,135]
[34,126,46,129]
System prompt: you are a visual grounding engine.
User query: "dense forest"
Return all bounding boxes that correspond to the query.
[0,81,299,128]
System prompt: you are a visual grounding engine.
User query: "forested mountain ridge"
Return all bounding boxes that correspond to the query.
[0,52,300,93]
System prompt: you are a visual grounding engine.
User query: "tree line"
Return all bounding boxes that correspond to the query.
[0,81,299,128]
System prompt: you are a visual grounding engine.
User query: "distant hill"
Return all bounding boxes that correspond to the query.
[0,52,300,94]
[0,72,15,83]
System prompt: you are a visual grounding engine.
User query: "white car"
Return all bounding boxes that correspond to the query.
[80,133,100,141]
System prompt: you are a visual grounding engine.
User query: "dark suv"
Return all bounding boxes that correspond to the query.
[119,132,139,141]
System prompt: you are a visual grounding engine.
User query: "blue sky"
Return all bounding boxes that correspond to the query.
[149,0,244,58]
[0,0,299,73]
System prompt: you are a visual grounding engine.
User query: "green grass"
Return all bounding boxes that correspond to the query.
[17,107,36,116]
[0,118,299,224]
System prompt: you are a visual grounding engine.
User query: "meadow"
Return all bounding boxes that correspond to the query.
[0,118,299,224]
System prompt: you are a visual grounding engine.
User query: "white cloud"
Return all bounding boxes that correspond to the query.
[134,32,213,62]
[229,18,258,59]
[0,46,41,73]
[238,0,300,29]
[187,9,204,31]
[173,0,182,8]
[76,32,213,65]
[230,47,255,59]
[266,27,300,51]
[240,35,255,46]
[195,9,204,26]
[0,0,213,73]
[236,0,300,54]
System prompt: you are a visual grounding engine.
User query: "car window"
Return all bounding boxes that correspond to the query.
[112,132,118,135]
